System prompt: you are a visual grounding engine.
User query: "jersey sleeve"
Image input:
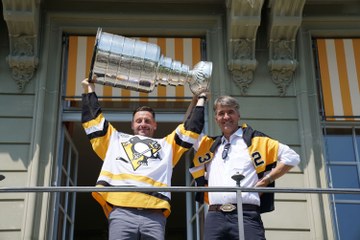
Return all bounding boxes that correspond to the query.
[169,106,205,165]
[81,92,116,160]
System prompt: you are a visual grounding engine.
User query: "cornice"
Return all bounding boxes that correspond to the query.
[2,0,40,92]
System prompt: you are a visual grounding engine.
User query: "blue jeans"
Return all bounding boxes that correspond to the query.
[204,210,266,240]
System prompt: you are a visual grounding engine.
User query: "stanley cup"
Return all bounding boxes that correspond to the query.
[88,28,212,95]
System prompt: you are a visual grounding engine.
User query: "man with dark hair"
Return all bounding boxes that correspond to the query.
[81,78,207,240]
[190,95,300,240]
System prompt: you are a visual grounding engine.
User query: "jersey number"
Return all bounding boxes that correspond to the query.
[198,153,211,164]
[252,152,264,166]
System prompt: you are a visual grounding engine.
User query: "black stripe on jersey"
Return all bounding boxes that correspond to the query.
[242,125,270,147]
[184,106,204,134]
[95,181,171,204]
[257,162,277,179]
[140,191,171,203]
[265,162,277,172]
[82,92,102,123]
[87,120,109,140]
[174,134,193,149]
[194,176,207,204]
[97,180,111,186]
[210,136,221,153]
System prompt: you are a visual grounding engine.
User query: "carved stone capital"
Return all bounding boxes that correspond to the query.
[268,59,298,96]
[7,55,39,91]
[2,0,40,92]
[228,59,257,95]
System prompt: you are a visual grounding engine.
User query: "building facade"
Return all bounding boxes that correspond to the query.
[1,0,359,239]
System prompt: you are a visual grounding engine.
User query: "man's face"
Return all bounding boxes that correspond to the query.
[214,105,240,137]
[131,111,157,137]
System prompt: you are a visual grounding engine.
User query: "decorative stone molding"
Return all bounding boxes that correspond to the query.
[228,57,257,95]
[226,0,264,95]
[2,0,40,92]
[268,58,298,96]
[267,0,305,96]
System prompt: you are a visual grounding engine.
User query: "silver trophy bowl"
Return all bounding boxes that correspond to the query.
[88,28,212,95]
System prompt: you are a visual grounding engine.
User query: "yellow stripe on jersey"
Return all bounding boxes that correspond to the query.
[175,123,200,144]
[100,170,169,187]
[93,190,172,218]
[82,113,104,132]
[89,134,111,161]
[248,137,279,173]
[189,165,205,179]
[192,137,215,167]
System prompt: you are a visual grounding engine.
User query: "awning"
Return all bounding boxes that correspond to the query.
[316,38,360,121]
[65,35,202,102]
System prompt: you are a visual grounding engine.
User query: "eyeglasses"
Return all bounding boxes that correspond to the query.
[222,143,231,160]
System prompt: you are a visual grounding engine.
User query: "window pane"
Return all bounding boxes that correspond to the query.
[63,139,70,169]
[70,149,77,181]
[330,165,360,201]
[65,218,72,240]
[325,130,355,162]
[68,191,75,216]
[335,203,360,240]
[356,129,360,158]
[61,169,68,186]
[60,192,66,206]
[57,210,64,240]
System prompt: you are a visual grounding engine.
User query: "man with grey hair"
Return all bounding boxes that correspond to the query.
[190,95,300,239]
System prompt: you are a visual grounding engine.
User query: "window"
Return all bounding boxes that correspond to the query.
[315,38,360,240]
[323,127,360,240]
[53,128,79,240]
[60,32,208,239]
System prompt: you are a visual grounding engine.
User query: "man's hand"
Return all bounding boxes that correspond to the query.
[81,78,95,93]
[196,91,210,107]
[183,91,210,122]
[255,175,273,188]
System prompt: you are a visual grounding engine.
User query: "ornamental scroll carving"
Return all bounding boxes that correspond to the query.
[6,35,39,91]
[268,58,298,96]
[268,40,298,96]
[226,0,264,95]
[267,0,305,96]
[2,0,40,92]
[228,39,257,95]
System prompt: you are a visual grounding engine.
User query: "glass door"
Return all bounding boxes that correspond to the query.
[53,126,79,240]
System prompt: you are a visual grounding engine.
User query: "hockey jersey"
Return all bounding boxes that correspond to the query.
[82,92,204,217]
[190,123,279,213]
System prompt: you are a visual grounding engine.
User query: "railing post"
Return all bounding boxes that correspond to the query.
[232,173,245,240]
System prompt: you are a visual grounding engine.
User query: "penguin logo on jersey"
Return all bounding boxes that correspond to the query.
[121,136,161,170]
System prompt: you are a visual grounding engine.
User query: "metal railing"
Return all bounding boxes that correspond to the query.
[1,185,360,239]
[1,186,360,194]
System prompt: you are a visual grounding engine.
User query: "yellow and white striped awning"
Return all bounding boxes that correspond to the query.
[65,35,202,102]
[316,38,360,121]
